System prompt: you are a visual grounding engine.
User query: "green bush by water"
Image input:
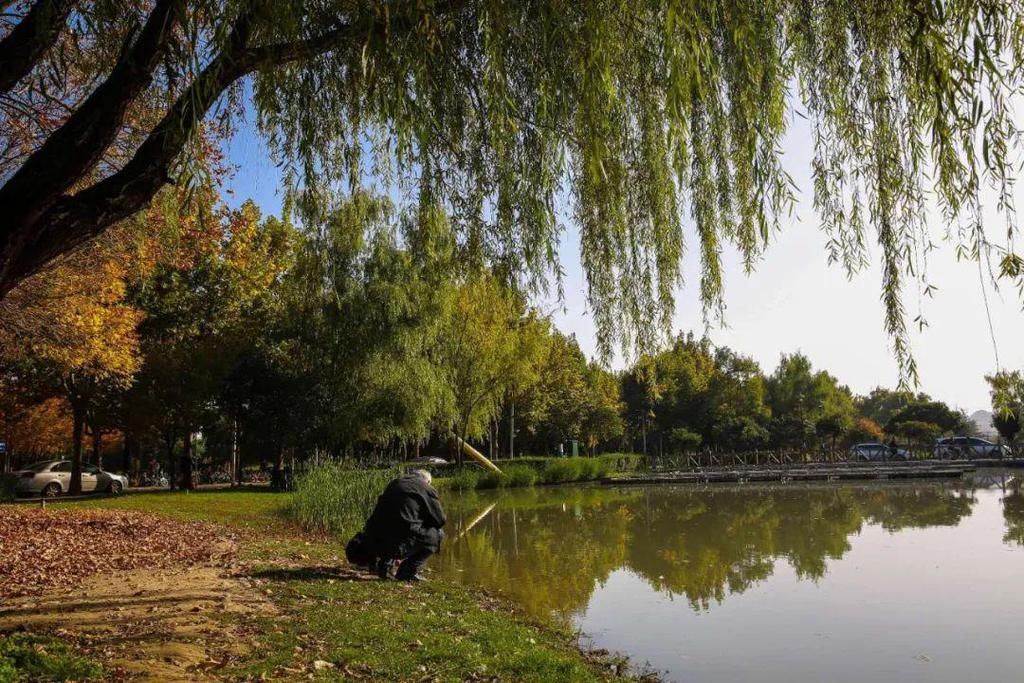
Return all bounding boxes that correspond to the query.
[290,463,398,538]
[476,470,509,489]
[505,464,539,487]
[444,469,482,491]
[436,454,638,491]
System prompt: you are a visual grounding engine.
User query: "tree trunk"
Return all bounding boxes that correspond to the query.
[641,415,647,457]
[509,398,515,460]
[123,433,132,478]
[180,431,194,490]
[231,419,240,487]
[91,428,102,469]
[165,431,176,490]
[69,402,84,495]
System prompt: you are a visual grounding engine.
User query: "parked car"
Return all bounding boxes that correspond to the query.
[410,456,449,465]
[849,442,911,462]
[13,460,129,497]
[933,436,1011,459]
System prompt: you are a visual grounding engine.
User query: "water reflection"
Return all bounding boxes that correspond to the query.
[438,475,1024,682]
[440,482,982,619]
[1003,477,1024,545]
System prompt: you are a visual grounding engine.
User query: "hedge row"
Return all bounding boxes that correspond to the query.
[436,453,644,492]
[410,452,644,479]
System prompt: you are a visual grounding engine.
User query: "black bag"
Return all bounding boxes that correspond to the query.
[345,532,375,568]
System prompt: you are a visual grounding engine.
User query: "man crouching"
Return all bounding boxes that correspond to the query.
[360,469,445,582]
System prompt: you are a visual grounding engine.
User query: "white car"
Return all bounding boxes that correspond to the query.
[934,437,1011,459]
[849,442,911,462]
[13,460,128,497]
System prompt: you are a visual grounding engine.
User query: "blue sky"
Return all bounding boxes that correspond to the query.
[222,110,1023,414]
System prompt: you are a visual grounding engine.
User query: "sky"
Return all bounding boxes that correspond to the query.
[222,109,1023,415]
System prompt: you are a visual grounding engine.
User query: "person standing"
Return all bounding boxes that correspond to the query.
[362,469,446,582]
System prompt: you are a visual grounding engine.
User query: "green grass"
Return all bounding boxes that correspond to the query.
[0,633,102,683]
[66,488,293,531]
[230,563,612,682]
[55,487,626,682]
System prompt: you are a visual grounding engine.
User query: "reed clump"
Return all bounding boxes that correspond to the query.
[291,462,398,537]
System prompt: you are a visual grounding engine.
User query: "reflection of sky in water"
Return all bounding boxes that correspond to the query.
[436,476,1024,683]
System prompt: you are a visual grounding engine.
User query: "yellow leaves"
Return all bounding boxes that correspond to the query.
[0,397,73,458]
[1,232,143,386]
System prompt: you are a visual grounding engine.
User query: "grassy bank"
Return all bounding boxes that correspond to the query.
[0,633,103,683]
[25,489,638,682]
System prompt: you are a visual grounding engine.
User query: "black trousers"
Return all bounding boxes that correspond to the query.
[396,542,435,579]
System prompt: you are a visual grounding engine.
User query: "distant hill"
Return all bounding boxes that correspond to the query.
[970,410,998,438]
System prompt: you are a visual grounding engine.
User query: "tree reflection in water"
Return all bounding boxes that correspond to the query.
[1003,478,1024,545]
[437,482,980,622]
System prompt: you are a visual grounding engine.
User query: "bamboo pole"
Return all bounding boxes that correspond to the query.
[455,436,503,474]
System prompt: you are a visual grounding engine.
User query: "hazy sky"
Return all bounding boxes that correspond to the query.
[224,110,1023,414]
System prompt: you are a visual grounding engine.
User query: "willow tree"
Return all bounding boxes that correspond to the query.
[2,1,1023,368]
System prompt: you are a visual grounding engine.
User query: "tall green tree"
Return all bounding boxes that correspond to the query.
[766,353,854,449]
[440,276,548,461]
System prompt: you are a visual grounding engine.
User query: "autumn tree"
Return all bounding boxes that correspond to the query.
[0,236,142,493]
[128,200,294,489]
[2,1,1023,371]
[846,417,885,446]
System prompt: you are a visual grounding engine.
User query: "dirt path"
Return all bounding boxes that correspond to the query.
[0,557,276,681]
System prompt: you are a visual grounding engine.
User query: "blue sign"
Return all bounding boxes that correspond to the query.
[0,441,6,454]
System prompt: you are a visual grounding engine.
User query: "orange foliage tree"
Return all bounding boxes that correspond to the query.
[0,228,142,492]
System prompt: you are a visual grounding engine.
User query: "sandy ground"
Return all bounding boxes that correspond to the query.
[0,549,276,681]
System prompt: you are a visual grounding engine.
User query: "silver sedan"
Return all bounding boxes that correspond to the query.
[13,460,128,497]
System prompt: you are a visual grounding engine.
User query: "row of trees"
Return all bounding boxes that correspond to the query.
[3,190,1022,491]
[616,334,1015,457]
[0,192,627,490]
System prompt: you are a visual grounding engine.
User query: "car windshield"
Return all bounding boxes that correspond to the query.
[22,460,57,472]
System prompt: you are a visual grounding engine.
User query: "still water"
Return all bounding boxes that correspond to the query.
[435,471,1024,682]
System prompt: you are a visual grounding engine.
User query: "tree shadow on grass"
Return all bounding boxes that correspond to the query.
[246,565,378,583]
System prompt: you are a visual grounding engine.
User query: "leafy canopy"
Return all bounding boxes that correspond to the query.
[3,1,1024,371]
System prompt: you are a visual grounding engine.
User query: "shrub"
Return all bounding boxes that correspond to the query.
[505,464,539,487]
[597,453,644,472]
[291,462,398,538]
[576,457,600,480]
[441,469,481,492]
[540,458,583,483]
[476,471,511,489]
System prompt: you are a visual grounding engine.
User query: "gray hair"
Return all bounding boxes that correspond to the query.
[411,469,433,485]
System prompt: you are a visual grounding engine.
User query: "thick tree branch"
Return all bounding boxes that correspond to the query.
[0,19,361,296]
[0,1,473,297]
[0,0,180,240]
[0,0,76,95]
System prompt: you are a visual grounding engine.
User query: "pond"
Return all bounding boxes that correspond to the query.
[435,470,1024,682]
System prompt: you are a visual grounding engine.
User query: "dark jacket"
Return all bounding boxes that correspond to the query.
[363,474,446,557]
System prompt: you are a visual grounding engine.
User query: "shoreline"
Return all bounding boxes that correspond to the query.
[1,490,653,682]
